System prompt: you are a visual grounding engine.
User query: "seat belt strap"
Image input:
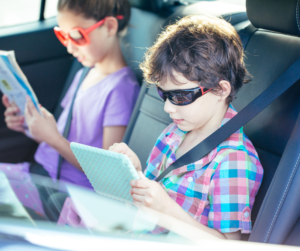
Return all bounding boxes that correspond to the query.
[156,58,300,182]
[56,67,90,180]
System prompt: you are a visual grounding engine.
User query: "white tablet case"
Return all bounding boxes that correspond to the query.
[70,142,140,203]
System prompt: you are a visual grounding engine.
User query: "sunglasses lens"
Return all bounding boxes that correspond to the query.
[168,92,193,106]
[69,29,87,45]
[157,87,165,101]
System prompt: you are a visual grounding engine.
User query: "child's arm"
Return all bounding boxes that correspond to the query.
[25,97,83,171]
[102,126,127,150]
[131,171,241,240]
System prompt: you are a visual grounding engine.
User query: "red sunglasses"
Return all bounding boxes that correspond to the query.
[54,15,124,47]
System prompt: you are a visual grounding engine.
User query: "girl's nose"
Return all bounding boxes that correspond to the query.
[164,99,177,114]
[67,40,77,54]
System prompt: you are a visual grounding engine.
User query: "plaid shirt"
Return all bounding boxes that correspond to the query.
[144,104,263,234]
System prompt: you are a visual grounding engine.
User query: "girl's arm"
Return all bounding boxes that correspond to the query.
[24,97,83,171]
[102,126,127,150]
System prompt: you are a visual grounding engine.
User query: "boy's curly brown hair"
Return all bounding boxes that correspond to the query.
[140,15,250,103]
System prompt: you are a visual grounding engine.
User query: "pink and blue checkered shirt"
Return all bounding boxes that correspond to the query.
[144,104,264,234]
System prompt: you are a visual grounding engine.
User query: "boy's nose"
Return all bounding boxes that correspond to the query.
[164,99,177,114]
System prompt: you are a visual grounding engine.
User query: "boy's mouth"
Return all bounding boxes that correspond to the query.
[172,119,184,124]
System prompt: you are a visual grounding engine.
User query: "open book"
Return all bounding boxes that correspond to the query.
[0,50,41,116]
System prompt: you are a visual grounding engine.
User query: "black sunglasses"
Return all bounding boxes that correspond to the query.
[156,86,211,106]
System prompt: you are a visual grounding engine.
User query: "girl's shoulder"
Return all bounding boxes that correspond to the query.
[105,66,139,90]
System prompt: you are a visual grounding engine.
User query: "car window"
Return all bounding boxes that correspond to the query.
[0,0,41,28]
[0,172,194,245]
[44,0,59,19]
[216,0,246,7]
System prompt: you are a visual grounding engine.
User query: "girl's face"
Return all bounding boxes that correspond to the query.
[57,10,115,67]
[161,72,230,132]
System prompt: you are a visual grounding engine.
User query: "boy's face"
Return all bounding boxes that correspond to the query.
[160,72,229,132]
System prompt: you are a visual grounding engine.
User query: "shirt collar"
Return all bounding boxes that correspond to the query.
[164,104,243,178]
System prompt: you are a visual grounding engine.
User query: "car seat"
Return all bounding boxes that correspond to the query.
[123,0,300,246]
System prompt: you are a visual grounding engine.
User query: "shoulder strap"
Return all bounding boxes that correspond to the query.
[56,67,90,180]
[156,58,300,182]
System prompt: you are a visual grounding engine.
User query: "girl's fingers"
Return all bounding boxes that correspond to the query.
[8,125,25,133]
[5,116,24,123]
[4,106,19,116]
[26,97,39,117]
[2,95,10,108]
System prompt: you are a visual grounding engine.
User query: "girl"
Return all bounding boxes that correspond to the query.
[1,0,140,190]
[110,15,263,240]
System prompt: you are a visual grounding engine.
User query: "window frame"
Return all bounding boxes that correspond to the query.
[39,0,46,21]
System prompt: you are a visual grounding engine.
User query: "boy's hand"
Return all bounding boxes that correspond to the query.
[108,142,142,172]
[25,97,60,144]
[2,95,25,133]
[130,172,172,214]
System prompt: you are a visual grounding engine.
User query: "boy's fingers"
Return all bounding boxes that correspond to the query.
[130,178,149,188]
[138,171,147,180]
[131,194,144,203]
[130,187,147,196]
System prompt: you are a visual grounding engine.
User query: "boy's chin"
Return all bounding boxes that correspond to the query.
[176,124,191,133]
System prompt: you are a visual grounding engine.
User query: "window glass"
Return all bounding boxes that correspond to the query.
[216,0,246,7]
[44,0,59,19]
[0,0,41,28]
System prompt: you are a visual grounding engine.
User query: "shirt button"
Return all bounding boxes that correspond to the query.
[244,212,249,218]
[188,177,193,183]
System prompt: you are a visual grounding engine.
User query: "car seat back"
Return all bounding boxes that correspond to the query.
[240,0,300,244]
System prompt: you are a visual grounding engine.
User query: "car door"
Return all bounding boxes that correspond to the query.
[0,0,74,163]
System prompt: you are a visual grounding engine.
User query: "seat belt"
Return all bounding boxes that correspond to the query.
[56,67,90,180]
[156,58,300,182]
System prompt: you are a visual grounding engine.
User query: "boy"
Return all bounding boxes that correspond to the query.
[110,15,263,240]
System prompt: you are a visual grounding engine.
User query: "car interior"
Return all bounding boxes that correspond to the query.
[0,0,300,247]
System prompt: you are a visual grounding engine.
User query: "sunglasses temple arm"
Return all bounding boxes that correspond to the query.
[85,15,124,34]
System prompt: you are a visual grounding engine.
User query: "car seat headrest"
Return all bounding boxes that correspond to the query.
[129,0,163,12]
[247,0,300,36]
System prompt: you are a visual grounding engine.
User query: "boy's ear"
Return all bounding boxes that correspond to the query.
[104,17,118,37]
[218,80,231,101]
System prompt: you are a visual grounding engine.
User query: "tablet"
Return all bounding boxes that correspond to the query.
[70,142,140,203]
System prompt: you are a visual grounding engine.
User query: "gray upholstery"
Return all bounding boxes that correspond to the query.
[121,7,166,83]
[247,0,300,36]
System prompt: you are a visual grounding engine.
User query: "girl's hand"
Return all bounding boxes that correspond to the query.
[2,95,25,133]
[108,142,142,172]
[130,172,172,214]
[25,97,60,144]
